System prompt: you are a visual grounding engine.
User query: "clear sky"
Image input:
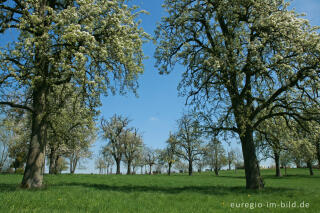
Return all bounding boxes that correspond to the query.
[0,0,320,174]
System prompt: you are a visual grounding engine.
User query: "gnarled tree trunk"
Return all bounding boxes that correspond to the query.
[21,86,47,188]
[240,127,264,189]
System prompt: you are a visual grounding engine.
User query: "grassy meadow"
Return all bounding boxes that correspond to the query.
[0,168,319,213]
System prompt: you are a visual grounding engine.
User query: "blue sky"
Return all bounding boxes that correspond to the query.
[1,0,320,173]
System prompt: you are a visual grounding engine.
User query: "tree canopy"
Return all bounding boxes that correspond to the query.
[0,0,148,188]
[155,0,320,189]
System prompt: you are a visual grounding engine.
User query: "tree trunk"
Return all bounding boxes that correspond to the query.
[188,160,192,176]
[140,166,143,175]
[42,154,45,175]
[70,155,78,174]
[127,160,132,175]
[228,162,231,170]
[307,161,314,176]
[69,158,73,174]
[149,164,152,175]
[54,155,61,174]
[214,167,219,176]
[168,162,172,176]
[49,147,56,174]
[274,152,281,177]
[240,127,264,189]
[21,87,47,188]
[116,159,121,174]
[132,165,136,175]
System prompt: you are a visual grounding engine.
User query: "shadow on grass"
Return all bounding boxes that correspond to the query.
[217,175,245,179]
[50,182,294,195]
[0,183,21,192]
[264,174,320,180]
[218,174,320,180]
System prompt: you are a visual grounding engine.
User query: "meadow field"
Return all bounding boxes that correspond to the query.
[0,169,319,213]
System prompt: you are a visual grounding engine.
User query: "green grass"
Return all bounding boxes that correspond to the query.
[0,168,319,212]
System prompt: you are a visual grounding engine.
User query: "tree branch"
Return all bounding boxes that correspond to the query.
[0,101,33,112]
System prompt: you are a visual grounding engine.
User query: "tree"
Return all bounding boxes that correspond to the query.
[255,116,292,177]
[175,114,204,176]
[234,149,244,173]
[174,160,188,173]
[7,115,30,173]
[0,118,14,172]
[205,138,227,176]
[101,114,130,174]
[144,147,157,175]
[95,157,107,174]
[280,150,292,176]
[160,133,178,175]
[226,149,236,171]
[316,140,320,169]
[195,153,206,173]
[55,156,69,174]
[45,84,97,174]
[155,0,320,189]
[103,149,114,175]
[289,121,318,176]
[123,129,143,175]
[0,0,148,188]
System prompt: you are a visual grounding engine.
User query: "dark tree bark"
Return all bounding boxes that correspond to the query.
[307,161,314,176]
[188,160,193,176]
[126,160,132,175]
[116,159,121,175]
[21,86,47,188]
[214,168,219,176]
[240,127,264,189]
[49,147,56,174]
[149,164,152,175]
[168,162,172,176]
[274,152,281,177]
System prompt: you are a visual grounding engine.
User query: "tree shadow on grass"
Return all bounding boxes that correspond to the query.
[51,182,294,196]
[0,183,21,192]
[216,175,245,179]
[264,174,320,180]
